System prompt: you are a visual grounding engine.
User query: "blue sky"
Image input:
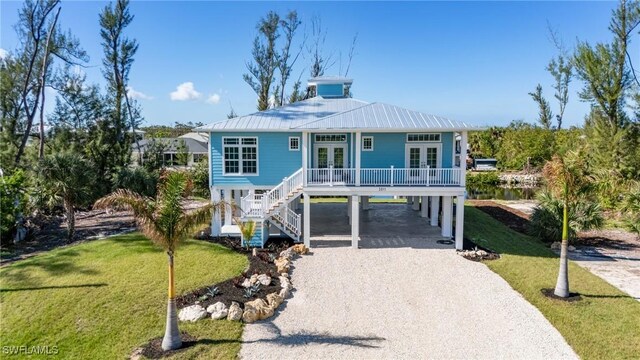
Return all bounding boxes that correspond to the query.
[0,1,625,128]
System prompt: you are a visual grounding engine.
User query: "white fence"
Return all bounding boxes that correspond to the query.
[306,167,462,187]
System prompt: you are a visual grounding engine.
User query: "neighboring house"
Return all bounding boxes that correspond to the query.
[131,132,208,167]
[196,77,480,249]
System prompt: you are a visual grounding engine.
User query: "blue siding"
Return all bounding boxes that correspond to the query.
[241,221,265,248]
[210,132,302,186]
[317,84,343,97]
[361,132,456,168]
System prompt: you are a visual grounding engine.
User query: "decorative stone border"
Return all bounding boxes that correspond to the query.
[177,243,309,324]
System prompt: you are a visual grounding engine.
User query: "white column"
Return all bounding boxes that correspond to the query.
[430,196,440,227]
[442,196,453,237]
[421,196,429,218]
[351,195,359,249]
[362,196,370,210]
[355,132,361,186]
[455,195,465,250]
[303,193,310,248]
[233,190,241,217]
[224,189,232,226]
[412,196,420,211]
[211,187,222,236]
[406,196,413,205]
[461,131,468,187]
[302,131,308,186]
[347,196,352,224]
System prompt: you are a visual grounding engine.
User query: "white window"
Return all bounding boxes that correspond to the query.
[223,137,258,175]
[362,136,374,151]
[289,137,300,151]
[315,134,347,142]
[407,133,441,142]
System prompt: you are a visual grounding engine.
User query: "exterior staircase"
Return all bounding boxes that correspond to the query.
[240,168,304,242]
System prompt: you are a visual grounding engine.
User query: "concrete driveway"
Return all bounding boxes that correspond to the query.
[241,204,578,359]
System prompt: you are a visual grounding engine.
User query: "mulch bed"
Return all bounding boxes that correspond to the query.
[540,288,583,302]
[177,233,295,310]
[467,200,531,234]
[136,332,198,359]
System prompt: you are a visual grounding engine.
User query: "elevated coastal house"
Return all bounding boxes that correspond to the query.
[196,77,479,249]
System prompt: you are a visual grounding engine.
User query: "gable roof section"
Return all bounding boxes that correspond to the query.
[196,97,368,131]
[293,102,480,131]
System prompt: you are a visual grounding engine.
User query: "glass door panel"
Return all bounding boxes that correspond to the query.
[317,147,328,168]
[333,147,345,168]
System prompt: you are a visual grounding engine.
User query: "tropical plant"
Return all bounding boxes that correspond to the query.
[38,152,95,241]
[542,152,593,298]
[236,218,257,249]
[0,169,28,240]
[529,192,603,243]
[243,283,261,298]
[205,286,221,298]
[113,167,158,197]
[94,171,224,351]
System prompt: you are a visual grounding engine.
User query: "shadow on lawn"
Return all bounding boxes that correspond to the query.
[243,322,385,348]
[0,283,108,292]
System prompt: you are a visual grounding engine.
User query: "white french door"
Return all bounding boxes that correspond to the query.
[314,144,346,169]
[405,144,441,179]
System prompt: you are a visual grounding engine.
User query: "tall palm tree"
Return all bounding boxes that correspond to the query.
[94,171,225,351]
[542,152,591,297]
[38,152,95,241]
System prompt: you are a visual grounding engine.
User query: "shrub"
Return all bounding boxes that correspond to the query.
[113,167,159,197]
[188,158,209,198]
[528,192,604,243]
[0,170,28,240]
[466,172,500,187]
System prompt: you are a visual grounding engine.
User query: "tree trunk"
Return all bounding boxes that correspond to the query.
[161,252,182,351]
[65,199,75,242]
[554,201,570,297]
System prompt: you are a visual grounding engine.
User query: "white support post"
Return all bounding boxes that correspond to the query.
[211,187,222,236]
[421,196,429,218]
[406,196,412,205]
[455,195,465,250]
[351,195,359,249]
[412,196,420,211]
[362,196,370,210]
[303,193,310,248]
[430,196,440,227]
[355,132,361,186]
[302,132,308,186]
[347,196,352,224]
[224,189,232,226]
[442,196,453,237]
[461,131,468,187]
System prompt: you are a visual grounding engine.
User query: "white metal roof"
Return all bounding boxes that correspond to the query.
[293,102,481,131]
[308,76,353,85]
[196,97,482,132]
[195,97,368,131]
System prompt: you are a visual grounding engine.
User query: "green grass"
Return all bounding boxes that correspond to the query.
[465,205,640,359]
[0,233,248,359]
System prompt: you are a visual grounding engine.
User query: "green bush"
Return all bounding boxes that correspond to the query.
[188,159,209,198]
[528,192,604,243]
[113,167,159,197]
[0,170,28,239]
[466,172,500,187]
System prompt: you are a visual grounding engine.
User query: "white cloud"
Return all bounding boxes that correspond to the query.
[127,86,153,100]
[0,48,8,60]
[170,82,202,101]
[206,93,221,104]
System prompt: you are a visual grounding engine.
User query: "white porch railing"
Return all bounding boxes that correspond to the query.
[272,207,302,237]
[306,167,462,187]
[262,168,303,213]
[241,191,264,218]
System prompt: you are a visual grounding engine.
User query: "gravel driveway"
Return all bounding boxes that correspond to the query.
[241,236,578,359]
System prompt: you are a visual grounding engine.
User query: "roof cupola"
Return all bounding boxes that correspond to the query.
[307,76,353,98]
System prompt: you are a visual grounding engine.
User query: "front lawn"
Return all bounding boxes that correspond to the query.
[465,205,640,359]
[0,233,248,359]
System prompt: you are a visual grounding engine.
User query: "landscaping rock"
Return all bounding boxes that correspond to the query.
[568,245,576,252]
[266,292,284,308]
[178,305,208,322]
[551,242,561,250]
[241,278,252,288]
[279,276,291,287]
[207,302,228,320]
[243,298,274,323]
[292,243,309,255]
[275,257,290,274]
[227,302,243,321]
[279,287,290,299]
[257,274,271,286]
[279,248,295,260]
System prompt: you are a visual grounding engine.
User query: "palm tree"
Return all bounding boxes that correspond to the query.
[235,217,257,249]
[38,152,95,241]
[542,152,591,297]
[94,171,225,351]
